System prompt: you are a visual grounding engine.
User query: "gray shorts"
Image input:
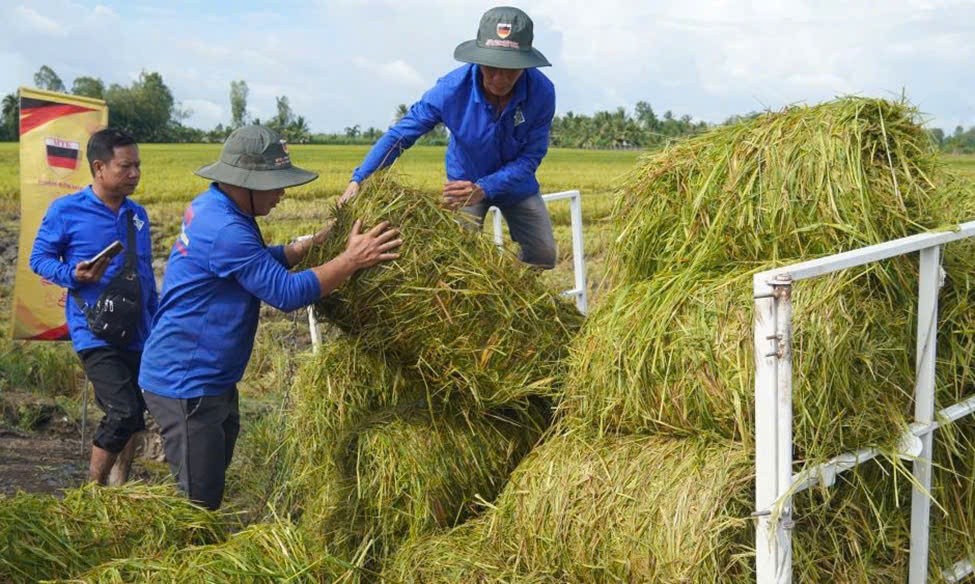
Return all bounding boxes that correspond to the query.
[143,387,240,510]
[462,193,557,269]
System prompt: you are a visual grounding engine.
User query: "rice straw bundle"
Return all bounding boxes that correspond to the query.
[0,483,225,583]
[303,179,583,408]
[326,405,545,564]
[561,263,926,461]
[387,422,975,583]
[282,337,426,525]
[478,431,754,582]
[382,519,527,583]
[62,520,355,584]
[608,98,975,284]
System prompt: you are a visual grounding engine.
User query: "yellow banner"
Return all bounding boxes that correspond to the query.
[11,87,108,340]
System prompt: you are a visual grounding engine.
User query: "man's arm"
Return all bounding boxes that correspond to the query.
[210,221,401,313]
[342,85,446,204]
[29,204,81,289]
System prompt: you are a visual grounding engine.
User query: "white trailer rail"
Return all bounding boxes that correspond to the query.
[307,189,588,353]
[754,220,975,584]
[490,189,588,314]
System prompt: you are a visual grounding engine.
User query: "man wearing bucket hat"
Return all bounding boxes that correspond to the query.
[139,125,402,510]
[341,6,558,268]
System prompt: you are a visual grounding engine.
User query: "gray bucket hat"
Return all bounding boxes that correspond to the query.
[195,125,318,190]
[454,6,551,69]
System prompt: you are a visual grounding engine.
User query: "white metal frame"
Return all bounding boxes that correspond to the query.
[490,189,588,315]
[754,220,975,584]
[306,189,588,353]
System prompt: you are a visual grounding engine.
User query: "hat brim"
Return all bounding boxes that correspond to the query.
[454,40,551,68]
[194,161,319,190]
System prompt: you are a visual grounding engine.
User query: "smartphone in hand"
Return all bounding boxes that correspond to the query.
[83,240,124,266]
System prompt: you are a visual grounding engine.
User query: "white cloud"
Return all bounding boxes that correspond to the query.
[181,99,224,129]
[15,5,66,36]
[0,0,973,132]
[352,57,426,89]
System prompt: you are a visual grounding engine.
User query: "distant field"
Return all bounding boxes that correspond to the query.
[0,143,638,296]
[945,154,975,179]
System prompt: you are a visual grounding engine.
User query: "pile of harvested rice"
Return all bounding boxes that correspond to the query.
[387,420,975,583]
[303,180,583,408]
[607,97,975,283]
[384,98,975,582]
[62,520,356,584]
[0,483,225,583]
[279,335,546,568]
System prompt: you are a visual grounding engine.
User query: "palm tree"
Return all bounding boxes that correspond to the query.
[288,116,311,143]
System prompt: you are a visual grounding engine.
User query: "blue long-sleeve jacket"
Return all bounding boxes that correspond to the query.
[352,64,555,207]
[139,184,321,398]
[29,186,158,353]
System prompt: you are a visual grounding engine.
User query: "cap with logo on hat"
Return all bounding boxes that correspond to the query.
[195,125,318,191]
[454,6,550,69]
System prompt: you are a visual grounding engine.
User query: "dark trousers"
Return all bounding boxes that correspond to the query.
[462,193,558,269]
[78,347,146,453]
[143,388,240,510]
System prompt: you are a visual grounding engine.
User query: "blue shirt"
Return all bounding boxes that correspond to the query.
[352,64,555,207]
[139,184,321,399]
[29,186,158,353]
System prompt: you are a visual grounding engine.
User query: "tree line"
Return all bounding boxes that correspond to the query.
[2,65,972,153]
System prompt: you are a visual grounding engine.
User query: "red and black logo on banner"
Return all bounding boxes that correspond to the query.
[20,96,96,136]
[44,137,81,170]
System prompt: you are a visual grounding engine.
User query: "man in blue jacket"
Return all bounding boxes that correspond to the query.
[140,125,402,510]
[341,6,557,268]
[30,128,158,485]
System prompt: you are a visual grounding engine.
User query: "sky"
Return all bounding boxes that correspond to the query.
[1,0,973,134]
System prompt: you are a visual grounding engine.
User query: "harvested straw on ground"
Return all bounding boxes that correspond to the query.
[478,431,754,583]
[281,337,425,525]
[0,483,225,583]
[303,178,583,408]
[608,98,975,284]
[387,423,975,583]
[321,404,545,565]
[63,520,356,584]
[382,518,525,583]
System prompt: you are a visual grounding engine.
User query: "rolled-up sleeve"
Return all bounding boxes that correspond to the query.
[29,202,77,289]
[209,223,321,312]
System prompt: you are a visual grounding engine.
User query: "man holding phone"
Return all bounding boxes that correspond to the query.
[30,128,158,485]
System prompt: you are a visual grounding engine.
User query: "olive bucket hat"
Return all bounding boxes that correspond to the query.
[195,125,318,190]
[454,6,551,69]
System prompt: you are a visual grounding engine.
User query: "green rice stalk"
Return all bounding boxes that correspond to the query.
[399,424,975,583]
[303,178,583,408]
[608,98,975,284]
[563,248,975,462]
[59,520,357,584]
[0,483,225,583]
[382,519,537,583]
[325,404,546,567]
[280,336,434,535]
[480,431,754,583]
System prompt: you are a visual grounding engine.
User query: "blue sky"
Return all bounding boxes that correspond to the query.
[2,0,973,134]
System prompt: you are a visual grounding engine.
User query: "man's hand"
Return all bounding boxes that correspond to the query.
[338,181,360,206]
[442,180,485,210]
[285,220,336,267]
[340,220,402,270]
[73,257,110,284]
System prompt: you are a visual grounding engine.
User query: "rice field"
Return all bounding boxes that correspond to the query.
[3,124,975,582]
